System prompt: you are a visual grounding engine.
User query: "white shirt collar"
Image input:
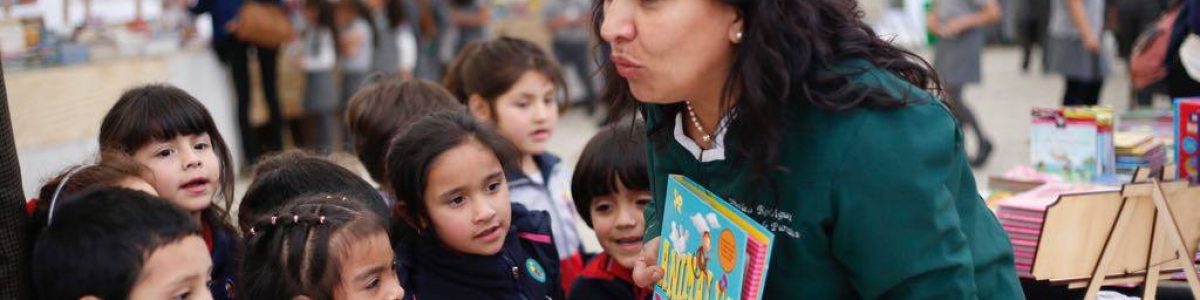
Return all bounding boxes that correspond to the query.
[673,111,729,163]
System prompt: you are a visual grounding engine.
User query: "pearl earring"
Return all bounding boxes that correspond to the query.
[735,32,743,42]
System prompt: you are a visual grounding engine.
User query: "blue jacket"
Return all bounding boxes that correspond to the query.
[206,221,239,300]
[399,203,563,300]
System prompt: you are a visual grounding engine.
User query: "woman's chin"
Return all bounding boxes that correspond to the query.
[629,87,682,105]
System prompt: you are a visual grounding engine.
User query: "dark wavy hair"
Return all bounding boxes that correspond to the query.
[592,0,943,201]
[98,84,237,233]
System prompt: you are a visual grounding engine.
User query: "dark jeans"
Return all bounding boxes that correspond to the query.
[214,38,283,165]
[1064,78,1105,106]
[1018,17,1046,72]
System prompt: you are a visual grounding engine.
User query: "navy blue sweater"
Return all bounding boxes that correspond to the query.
[399,203,563,300]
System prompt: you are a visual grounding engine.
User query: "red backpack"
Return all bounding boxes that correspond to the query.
[1131,4,1184,90]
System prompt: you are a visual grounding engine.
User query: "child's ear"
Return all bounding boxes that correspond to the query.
[467,95,492,122]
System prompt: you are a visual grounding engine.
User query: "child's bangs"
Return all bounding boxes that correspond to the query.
[574,146,650,203]
[324,215,390,286]
[125,98,216,148]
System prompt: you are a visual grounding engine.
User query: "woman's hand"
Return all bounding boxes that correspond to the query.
[632,237,665,288]
[1083,35,1101,54]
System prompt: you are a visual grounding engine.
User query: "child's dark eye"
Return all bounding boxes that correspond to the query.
[172,291,190,300]
[365,277,381,290]
[595,203,612,212]
[449,196,466,208]
[486,181,502,193]
[155,149,174,158]
[636,198,652,207]
[194,142,210,151]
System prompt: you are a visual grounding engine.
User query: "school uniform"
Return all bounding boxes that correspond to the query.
[340,18,374,101]
[399,203,564,300]
[203,219,239,300]
[639,59,1024,299]
[568,253,652,300]
[507,153,587,293]
[300,25,339,151]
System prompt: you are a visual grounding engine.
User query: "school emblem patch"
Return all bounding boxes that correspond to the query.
[525,258,547,283]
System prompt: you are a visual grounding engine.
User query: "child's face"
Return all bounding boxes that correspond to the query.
[332,232,404,300]
[423,138,513,256]
[589,180,651,269]
[303,4,320,23]
[472,71,559,158]
[133,134,221,214]
[127,235,213,300]
[334,4,357,26]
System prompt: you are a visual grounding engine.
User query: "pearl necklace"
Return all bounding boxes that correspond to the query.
[684,100,713,143]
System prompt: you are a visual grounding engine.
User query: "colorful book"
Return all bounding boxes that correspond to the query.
[1177,99,1200,182]
[656,175,775,300]
[1030,107,1115,182]
[1114,132,1154,150]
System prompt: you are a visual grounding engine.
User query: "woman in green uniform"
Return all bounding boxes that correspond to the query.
[593,0,1024,298]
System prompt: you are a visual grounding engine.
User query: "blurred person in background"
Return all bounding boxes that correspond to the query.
[544,0,599,115]
[188,0,287,166]
[928,0,1001,167]
[1048,0,1110,106]
[1110,0,1169,107]
[447,0,491,56]
[367,0,420,79]
[335,0,379,151]
[411,0,451,80]
[1015,0,1050,73]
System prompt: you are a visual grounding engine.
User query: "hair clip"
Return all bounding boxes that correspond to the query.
[270,215,278,225]
[318,216,326,225]
[293,215,300,223]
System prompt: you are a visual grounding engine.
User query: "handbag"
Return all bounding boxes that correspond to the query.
[233,2,294,49]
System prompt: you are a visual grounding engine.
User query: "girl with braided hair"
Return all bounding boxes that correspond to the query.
[239,194,404,300]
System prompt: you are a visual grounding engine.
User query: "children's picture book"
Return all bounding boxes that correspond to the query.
[655,175,775,300]
[1029,107,1115,183]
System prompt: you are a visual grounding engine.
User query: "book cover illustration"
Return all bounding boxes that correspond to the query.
[655,175,775,300]
[1029,107,1114,182]
[1177,99,1200,182]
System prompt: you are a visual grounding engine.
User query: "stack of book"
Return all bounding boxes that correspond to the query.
[1114,132,1167,175]
[995,183,1118,277]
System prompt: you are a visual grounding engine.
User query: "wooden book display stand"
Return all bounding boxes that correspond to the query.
[1028,167,1200,300]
